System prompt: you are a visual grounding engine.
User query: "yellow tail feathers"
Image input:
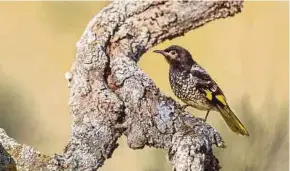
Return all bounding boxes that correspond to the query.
[216,105,249,136]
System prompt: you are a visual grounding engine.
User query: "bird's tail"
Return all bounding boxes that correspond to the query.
[216,105,249,136]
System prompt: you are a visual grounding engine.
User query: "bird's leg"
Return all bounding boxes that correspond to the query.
[204,110,210,121]
[181,104,190,110]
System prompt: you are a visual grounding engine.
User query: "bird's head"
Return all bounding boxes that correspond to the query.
[153,45,195,69]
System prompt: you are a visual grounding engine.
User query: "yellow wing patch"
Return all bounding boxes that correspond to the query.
[204,89,213,100]
[204,89,227,106]
[216,95,227,106]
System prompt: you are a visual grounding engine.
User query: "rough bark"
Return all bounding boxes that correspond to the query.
[0,1,243,171]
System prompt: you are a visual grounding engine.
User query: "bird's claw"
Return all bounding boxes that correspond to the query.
[181,104,190,111]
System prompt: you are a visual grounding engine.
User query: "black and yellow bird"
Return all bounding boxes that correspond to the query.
[154,45,249,136]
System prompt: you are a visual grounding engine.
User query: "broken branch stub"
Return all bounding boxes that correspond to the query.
[0,1,243,170]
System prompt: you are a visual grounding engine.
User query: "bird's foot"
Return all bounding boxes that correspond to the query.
[181,104,190,111]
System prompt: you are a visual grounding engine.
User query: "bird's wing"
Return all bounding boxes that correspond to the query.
[190,67,228,107]
[190,67,249,136]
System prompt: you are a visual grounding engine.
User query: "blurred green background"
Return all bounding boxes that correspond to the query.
[0,2,288,171]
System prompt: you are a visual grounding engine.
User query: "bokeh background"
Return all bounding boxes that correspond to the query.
[0,2,288,171]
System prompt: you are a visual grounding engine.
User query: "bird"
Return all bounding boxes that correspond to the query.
[154,45,249,136]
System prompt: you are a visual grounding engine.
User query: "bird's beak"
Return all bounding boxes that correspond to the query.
[153,50,165,55]
[154,49,172,64]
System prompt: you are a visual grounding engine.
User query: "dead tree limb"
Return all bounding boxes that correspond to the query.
[0,1,243,171]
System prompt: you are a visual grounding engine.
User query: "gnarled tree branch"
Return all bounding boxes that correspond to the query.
[0,1,243,171]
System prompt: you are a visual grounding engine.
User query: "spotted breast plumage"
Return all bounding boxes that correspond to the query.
[169,67,211,111]
[154,45,249,136]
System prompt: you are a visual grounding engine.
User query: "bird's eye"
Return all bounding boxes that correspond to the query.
[170,50,177,55]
